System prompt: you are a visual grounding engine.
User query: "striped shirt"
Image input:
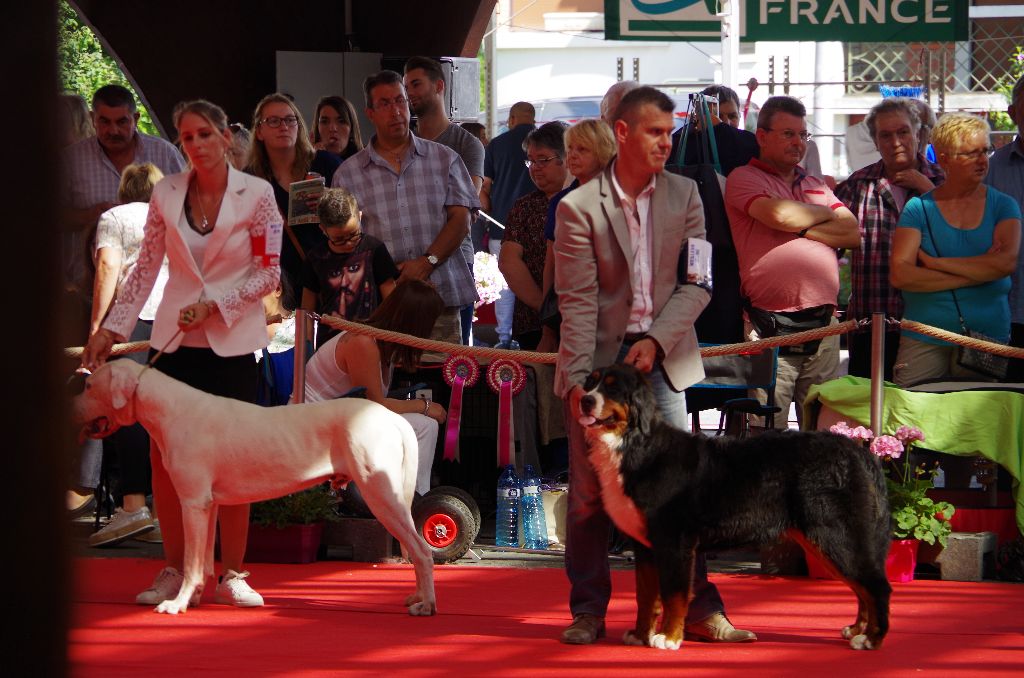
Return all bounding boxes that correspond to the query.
[331,134,480,307]
[834,155,944,321]
[61,133,185,289]
[985,137,1024,323]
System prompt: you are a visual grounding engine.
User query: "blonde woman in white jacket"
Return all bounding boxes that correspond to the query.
[83,99,283,609]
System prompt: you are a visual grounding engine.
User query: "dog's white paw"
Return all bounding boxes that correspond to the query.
[622,630,647,646]
[650,633,681,651]
[849,634,876,650]
[407,600,437,616]
[155,600,187,615]
[841,624,864,640]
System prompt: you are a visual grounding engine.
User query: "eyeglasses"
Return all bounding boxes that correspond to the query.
[324,230,363,246]
[764,128,812,142]
[951,147,994,160]
[372,96,409,111]
[259,116,298,129]
[525,155,561,169]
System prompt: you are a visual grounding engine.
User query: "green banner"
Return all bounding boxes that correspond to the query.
[744,0,969,42]
[604,0,969,42]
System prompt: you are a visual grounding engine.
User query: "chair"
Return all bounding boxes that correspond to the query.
[686,344,781,437]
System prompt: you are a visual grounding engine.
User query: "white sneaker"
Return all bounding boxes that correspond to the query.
[135,566,201,607]
[133,519,163,544]
[215,569,265,607]
[89,506,155,547]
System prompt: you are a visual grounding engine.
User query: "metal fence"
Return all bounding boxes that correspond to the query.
[846,17,1024,108]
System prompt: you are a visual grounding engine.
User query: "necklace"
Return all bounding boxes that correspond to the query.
[190,182,215,234]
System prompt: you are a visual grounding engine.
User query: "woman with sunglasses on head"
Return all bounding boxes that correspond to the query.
[82,99,283,609]
[300,187,399,348]
[246,93,341,295]
[310,95,363,161]
[890,112,1021,386]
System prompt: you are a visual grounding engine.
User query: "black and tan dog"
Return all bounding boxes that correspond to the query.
[577,364,891,651]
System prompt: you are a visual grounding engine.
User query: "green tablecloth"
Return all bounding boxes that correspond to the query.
[806,376,1024,537]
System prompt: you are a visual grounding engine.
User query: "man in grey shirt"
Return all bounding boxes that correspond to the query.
[986,75,1024,380]
[404,56,485,343]
[332,70,479,345]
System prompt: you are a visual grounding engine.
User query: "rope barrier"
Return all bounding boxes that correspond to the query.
[898,320,1024,359]
[63,340,149,360]
[61,316,1024,365]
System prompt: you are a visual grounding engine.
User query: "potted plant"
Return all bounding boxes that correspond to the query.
[814,423,955,582]
[247,484,340,563]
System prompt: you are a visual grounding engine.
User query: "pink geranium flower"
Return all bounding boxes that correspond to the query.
[870,435,904,460]
[894,425,924,445]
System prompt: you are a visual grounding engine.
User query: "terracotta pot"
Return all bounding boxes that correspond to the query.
[245,522,324,564]
[805,538,920,582]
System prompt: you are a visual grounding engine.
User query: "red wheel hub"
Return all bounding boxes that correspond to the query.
[422,513,458,548]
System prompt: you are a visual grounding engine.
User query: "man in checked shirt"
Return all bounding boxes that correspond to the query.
[835,98,944,380]
[332,70,479,346]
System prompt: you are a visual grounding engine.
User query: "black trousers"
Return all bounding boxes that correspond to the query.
[1006,322,1024,383]
[149,346,258,402]
[847,328,901,382]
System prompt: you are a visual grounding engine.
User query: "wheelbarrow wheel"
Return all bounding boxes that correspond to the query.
[423,486,481,541]
[413,493,475,563]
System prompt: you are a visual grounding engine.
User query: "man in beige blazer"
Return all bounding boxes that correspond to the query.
[554,86,754,645]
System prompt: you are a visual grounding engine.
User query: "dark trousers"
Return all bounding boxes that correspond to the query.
[149,346,258,402]
[1006,322,1024,383]
[104,321,154,499]
[847,328,901,382]
[563,342,724,621]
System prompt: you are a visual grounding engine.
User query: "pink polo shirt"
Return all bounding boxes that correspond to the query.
[725,158,844,312]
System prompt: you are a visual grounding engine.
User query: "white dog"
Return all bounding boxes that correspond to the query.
[72,360,436,616]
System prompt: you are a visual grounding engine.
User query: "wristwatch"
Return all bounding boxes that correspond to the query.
[425,253,440,267]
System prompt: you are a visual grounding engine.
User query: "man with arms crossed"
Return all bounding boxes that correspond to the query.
[725,96,860,429]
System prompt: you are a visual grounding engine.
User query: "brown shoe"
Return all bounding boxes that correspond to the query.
[560,613,606,645]
[684,612,757,643]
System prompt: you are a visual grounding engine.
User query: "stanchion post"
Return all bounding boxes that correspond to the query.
[293,309,307,404]
[869,312,884,434]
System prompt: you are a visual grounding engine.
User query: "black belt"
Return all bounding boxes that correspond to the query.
[623,332,646,343]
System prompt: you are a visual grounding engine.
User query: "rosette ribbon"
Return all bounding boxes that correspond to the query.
[442,355,480,462]
[486,358,527,468]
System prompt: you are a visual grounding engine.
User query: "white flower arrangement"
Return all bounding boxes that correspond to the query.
[473,251,507,308]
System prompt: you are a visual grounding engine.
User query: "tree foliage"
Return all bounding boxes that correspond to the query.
[57,0,159,136]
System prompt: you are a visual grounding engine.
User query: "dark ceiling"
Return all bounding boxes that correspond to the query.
[72,0,494,135]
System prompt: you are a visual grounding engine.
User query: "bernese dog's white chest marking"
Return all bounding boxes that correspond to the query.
[586,430,650,547]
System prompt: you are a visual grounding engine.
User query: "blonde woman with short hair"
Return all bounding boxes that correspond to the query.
[537,119,616,352]
[890,112,1022,386]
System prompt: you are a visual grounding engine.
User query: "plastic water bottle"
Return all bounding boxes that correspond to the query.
[496,465,521,547]
[520,465,549,550]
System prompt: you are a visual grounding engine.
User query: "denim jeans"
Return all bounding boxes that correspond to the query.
[563,341,724,621]
[489,238,515,343]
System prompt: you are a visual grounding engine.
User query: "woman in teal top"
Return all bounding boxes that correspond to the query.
[891,112,1021,387]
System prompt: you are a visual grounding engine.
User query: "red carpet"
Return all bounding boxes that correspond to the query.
[71,558,1023,677]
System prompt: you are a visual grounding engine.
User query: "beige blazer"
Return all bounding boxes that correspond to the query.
[104,165,283,357]
[553,164,711,397]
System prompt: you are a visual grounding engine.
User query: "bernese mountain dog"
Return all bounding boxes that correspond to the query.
[578,363,892,651]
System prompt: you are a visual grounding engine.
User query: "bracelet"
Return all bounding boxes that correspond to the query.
[422,398,431,415]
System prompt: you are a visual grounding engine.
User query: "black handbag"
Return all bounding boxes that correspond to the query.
[745,303,835,356]
[921,209,1009,380]
[538,287,561,331]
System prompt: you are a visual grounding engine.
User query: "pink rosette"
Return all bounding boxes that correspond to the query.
[486,359,527,467]
[441,355,480,462]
